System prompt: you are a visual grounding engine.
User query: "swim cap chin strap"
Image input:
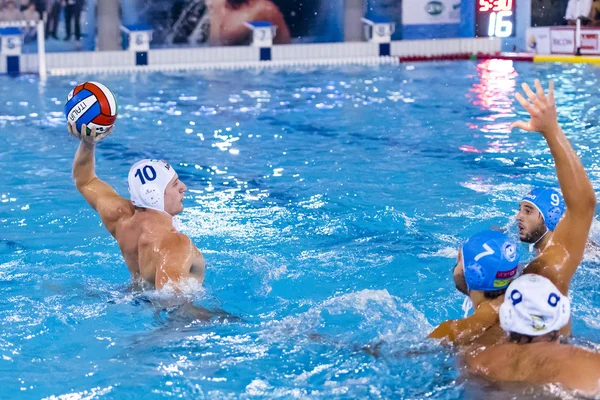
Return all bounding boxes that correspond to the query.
[462,296,473,318]
[529,227,549,253]
[461,259,474,317]
[128,159,176,214]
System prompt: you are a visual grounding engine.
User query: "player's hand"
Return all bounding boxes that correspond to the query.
[68,121,113,144]
[511,79,560,136]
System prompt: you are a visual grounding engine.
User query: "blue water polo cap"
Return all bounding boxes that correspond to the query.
[521,188,565,231]
[462,230,520,292]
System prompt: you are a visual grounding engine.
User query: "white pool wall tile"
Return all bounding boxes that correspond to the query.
[1,38,503,75]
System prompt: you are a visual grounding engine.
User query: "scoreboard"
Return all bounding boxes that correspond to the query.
[475,0,516,38]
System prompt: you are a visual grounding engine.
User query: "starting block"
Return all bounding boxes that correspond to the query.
[244,21,277,47]
[245,21,277,61]
[0,27,23,75]
[361,17,395,57]
[121,24,153,66]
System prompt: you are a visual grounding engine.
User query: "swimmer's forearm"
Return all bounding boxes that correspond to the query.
[429,301,500,344]
[428,322,455,341]
[429,320,478,345]
[430,320,491,346]
[544,124,596,214]
[73,141,98,188]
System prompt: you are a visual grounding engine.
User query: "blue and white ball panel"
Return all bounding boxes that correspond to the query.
[65,87,113,134]
[66,93,100,134]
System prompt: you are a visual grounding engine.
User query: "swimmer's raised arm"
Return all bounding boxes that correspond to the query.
[71,122,133,236]
[512,80,596,293]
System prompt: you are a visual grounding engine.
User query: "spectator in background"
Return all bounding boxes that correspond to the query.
[591,0,600,25]
[19,0,29,11]
[34,0,45,20]
[21,1,37,20]
[45,0,62,39]
[565,0,593,25]
[64,0,83,41]
[21,1,38,39]
[2,0,23,21]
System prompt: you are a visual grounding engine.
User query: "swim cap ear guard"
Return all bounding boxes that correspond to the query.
[139,184,163,208]
[462,230,519,292]
[499,274,570,336]
[128,159,176,213]
[521,188,565,231]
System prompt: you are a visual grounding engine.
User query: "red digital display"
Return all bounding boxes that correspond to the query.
[478,0,514,12]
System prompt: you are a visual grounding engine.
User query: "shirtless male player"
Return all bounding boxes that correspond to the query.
[71,122,205,289]
[466,274,600,397]
[429,79,596,345]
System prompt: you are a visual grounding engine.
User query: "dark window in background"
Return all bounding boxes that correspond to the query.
[139,0,180,44]
[531,0,569,26]
[271,0,321,38]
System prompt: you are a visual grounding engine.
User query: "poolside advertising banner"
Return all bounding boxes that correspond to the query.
[401,0,461,25]
[526,27,551,53]
[581,31,600,53]
[549,28,576,53]
[365,0,461,40]
[403,0,461,39]
[527,26,600,54]
[121,0,344,47]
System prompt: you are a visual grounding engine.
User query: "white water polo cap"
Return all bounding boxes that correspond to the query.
[128,159,176,213]
[500,274,570,336]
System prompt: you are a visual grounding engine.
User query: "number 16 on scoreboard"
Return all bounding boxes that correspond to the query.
[475,0,516,38]
[488,11,514,37]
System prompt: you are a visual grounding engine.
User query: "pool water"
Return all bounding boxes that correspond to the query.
[1,60,600,399]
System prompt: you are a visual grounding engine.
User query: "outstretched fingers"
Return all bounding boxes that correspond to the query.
[513,80,558,133]
[515,92,539,116]
[521,82,539,104]
[534,79,547,103]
